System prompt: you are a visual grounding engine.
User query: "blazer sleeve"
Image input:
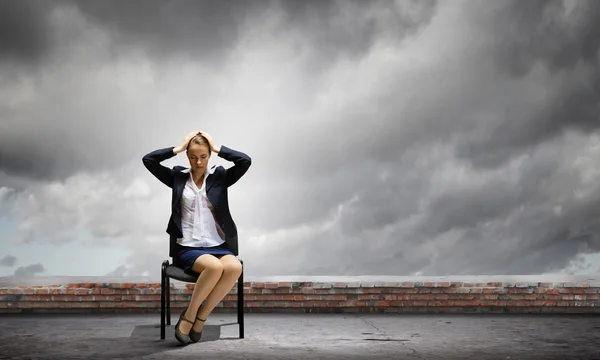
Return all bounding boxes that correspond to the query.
[217,145,252,187]
[142,147,177,188]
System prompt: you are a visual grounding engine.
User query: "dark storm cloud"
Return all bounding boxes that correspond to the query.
[0,0,55,63]
[13,263,45,276]
[242,0,600,277]
[456,0,600,168]
[0,255,17,267]
[0,0,438,184]
[70,0,437,66]
[275,0,438,71]
[489,0,600,76]
[2,0,599,278]
[67,0,261,65]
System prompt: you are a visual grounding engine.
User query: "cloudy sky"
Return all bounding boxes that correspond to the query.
[1,0,599,279]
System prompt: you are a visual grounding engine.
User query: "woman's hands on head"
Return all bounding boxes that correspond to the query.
[198,131,220,153]
[173,131,200,154]
[173,131,220,154]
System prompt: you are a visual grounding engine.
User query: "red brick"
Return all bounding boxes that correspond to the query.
[391,288,418,294]
[508,288,531,294]
[362,288,383,294]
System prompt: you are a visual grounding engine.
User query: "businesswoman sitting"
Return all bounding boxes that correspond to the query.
[142,131,251,344]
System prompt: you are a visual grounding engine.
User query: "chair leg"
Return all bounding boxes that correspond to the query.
[237,260,244,339]
[160,260,168,340]
[166,276,171,325]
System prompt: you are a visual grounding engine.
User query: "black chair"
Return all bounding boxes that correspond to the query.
[160,257,244,340]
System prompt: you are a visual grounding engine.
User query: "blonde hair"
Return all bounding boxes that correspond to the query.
[187,134,211,153]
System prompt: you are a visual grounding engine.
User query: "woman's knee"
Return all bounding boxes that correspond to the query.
[221,256,242,276]
[192,255,224,274]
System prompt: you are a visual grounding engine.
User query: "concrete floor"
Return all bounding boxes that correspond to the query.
[0,313,599,359]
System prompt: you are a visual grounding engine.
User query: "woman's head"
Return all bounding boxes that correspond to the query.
[186,134,211,172]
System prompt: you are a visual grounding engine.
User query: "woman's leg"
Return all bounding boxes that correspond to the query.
[177,254,224,335]
[192,255,242,332]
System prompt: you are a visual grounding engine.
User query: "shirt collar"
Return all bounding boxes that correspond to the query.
[181,165,216,175]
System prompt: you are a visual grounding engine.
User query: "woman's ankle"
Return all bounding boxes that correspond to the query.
[184,307,197,320]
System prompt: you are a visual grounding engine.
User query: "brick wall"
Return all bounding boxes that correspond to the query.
[1,278,599,314]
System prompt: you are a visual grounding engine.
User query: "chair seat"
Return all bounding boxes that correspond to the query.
[165,265,199,283]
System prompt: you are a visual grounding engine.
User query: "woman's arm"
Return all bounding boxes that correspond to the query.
[142,132,198,188]
[215,145,252,187]
[142,147,177,188]
[199,131,252,187]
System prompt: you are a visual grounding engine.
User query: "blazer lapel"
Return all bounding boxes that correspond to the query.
[206,165,217,193]
[173,171,187,215]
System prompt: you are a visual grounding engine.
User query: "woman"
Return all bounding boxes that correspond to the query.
[142,131,251,344]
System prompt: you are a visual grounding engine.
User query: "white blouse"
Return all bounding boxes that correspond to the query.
[177,169,226,248]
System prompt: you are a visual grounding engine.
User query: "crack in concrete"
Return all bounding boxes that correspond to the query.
[359,317,387,340]
[359,316,426,360]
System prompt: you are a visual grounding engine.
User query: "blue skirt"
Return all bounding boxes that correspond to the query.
[173,242,233,274]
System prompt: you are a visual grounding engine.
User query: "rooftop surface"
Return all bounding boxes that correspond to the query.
[1,312,599,359]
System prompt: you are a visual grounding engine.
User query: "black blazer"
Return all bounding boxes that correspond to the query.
[142,145,251,257]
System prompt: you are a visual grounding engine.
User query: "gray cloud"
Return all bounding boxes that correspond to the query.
[69,0,437,67]
[0,0,599,279]
[456,0,600,168]
[0,255,17,267]
[0,0,437,185]
[13,263,45,277]
[0,0,54,63]
[104,265,128,277]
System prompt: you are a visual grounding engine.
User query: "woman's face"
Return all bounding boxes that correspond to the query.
[187,143,211,172]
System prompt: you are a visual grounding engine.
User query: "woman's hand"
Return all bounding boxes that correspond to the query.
[173,131,200,154]
[199,131,220,153]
